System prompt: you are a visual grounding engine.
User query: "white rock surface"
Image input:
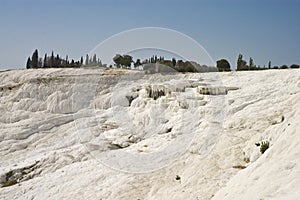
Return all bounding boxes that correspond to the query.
[0,68,299,199]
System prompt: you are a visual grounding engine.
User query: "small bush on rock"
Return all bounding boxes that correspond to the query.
[260,141,270,154]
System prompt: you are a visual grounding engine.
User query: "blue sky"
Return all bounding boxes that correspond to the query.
[0,0,299,69]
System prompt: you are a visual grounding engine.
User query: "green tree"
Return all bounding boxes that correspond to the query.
[113,54,123,68]
[55,54,60,67]
[31,49,39,68]
[237,54,247,71]
[85,54,89,66]
[70,59,75,67]
[172,58,176,67]
[150,55,155,63]
[80,56,83,65]
[134,59,141,68]
[280,65,288,69]
[43,53,47,68]
[92,54,97,65]
[26,57,31,69]
[65,55,69,67]
[50,51,54,68]
[249,57,254,70]
[122,55,133,68]
[290,64,299,69]
[38,58,43,68]
[268,61,271,69]
[216,59,231,72]
[97,58,102,66]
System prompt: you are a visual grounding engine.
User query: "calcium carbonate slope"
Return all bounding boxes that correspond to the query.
[0,68,299,199]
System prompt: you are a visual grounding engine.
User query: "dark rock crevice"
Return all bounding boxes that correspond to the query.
[0,161,40,188]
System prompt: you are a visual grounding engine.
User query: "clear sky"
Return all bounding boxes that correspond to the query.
[0,0,299,69]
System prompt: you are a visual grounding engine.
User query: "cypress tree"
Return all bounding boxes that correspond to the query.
[92,54,97,65]
[237,54,247,71]
[249,57,254,70]
[26,57,31,69]
[85,54,89,66]
[43,53,47,68]
[31,49,38,68]
[50,51,54,68]
[55,54,60,67]
[65,55,69,68]
[80,56,83,65]
[71,59,75,67]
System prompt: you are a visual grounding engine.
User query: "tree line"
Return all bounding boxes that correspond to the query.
[26,49,104,69]
[216,54,299,72]
[113,54,218,73]
[235,53,299,71]
[26,49,299,72]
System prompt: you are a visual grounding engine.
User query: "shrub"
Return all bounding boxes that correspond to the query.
[280,65,288,69]
[243,157,250,163]
[290,64,300,69]
[233,165,246,169]
[260,141,270,154]
[175,175,181,180]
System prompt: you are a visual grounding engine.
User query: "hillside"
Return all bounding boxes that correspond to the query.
[0,68,300,199]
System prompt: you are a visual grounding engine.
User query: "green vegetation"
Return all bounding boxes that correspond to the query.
[243,157,250,163]
[216,59,231,72]
[113,54,218,73]
[232,165,246,169]
[280,65,288,69]
[236,53,298,71]
[260,141,270,154]
[237,54,247,70]
[290,64,300,69]
[25,49,299,73]
[113,54,133,68]
[26,49,103,69]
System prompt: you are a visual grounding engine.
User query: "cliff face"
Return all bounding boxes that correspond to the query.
[0,68,300,199]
